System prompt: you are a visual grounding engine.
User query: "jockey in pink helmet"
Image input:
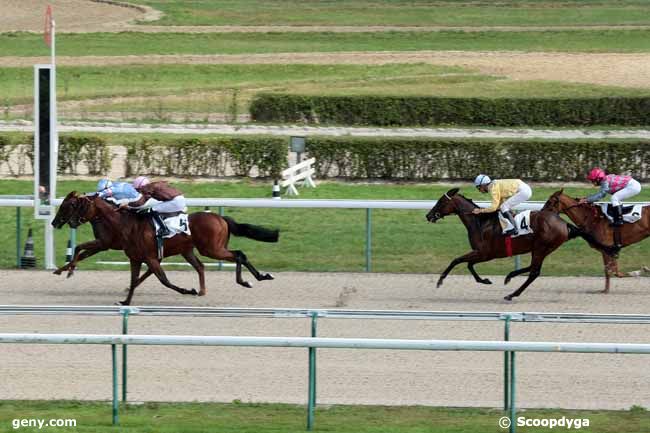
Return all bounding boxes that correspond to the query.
[125,176,186,237]
[580,167,642,226]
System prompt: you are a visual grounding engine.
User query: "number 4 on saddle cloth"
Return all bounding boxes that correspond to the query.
[498,210,533,238]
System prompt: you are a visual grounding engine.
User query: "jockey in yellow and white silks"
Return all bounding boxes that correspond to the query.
[472,175,532,236]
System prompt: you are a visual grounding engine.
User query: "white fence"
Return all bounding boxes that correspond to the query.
[281,157,317,196]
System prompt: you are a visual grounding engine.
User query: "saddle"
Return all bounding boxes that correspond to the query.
[497,210,533,238]
[598,204,643,224]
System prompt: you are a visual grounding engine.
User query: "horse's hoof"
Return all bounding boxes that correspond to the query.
[599,289,610,294]
[53,269,62,275]
[189,289,198,296]
[263,273,274,280]
[504,277,511,285]
[436,279,443,288]
[504,295,513,302]
[117,301,129,306]
[241,281,252,288]
[198,290,206,297]
[481,279,492,285]
[66,272,74,279]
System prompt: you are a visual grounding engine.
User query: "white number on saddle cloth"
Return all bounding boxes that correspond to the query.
[498,210,533,237]
[598,204,643,224]
[154,213,191,238]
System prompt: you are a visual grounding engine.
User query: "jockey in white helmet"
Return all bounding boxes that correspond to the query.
[96,178,140,204]
[472,174,532,236]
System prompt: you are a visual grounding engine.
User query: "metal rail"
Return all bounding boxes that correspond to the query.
[2,305,650,324]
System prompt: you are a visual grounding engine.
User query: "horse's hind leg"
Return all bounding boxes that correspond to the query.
[182,251,206,296]
[199,246,252,289]
[147,259,198,297]
[120,260,143,306]
[236,250,274,282]
[468,263,491,285]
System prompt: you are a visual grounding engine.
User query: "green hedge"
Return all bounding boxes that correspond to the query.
[305,137,650,181]
[0,134,111,176]
[125,137,287,178]
[250,94,650,127]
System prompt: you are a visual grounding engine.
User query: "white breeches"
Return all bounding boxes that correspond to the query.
[500,182,532,213]
[138,195,187,213]
[611,179,641,206]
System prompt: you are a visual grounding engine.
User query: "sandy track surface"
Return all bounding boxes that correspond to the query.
[3,51,650,89]
[0,269,649,409]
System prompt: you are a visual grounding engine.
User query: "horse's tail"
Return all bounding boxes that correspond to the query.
[566,223,619,257]
[223,216,279,243]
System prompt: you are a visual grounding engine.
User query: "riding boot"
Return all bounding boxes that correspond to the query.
[152,211,171,237]
[612,205,624,227]
[501,211,519,236]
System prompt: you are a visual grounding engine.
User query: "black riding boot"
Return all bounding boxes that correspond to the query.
[501,211,519,236]
[612,205,624,227]
[152,211,171,237]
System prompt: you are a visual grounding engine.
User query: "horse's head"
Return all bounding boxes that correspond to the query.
[426,188,460,223]
[51,191,96,229]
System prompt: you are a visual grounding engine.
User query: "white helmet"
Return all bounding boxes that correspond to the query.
[474,174,491,187]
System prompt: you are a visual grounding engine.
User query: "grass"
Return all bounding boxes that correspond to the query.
[2,179,650,276]
[0,400,648,432]
[126,0,650,27]
[2,64,648,122]
[8,30,650,58]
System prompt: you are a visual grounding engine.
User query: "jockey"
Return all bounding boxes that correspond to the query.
[123,176,187,237]
[580,167,642,226]
[96,178,140,203]
[472,174,533,236]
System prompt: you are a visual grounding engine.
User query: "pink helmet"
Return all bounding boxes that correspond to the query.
[133,176,150,189]
[586,167,606,182]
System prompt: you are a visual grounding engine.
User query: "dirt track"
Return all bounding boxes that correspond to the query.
[1,269,649,409]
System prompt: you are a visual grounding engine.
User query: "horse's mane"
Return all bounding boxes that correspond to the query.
[456,193,499,226]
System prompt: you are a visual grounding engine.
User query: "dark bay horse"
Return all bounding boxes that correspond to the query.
[425,188,615,301]
[544,189,650,293]
[52,191,279,305]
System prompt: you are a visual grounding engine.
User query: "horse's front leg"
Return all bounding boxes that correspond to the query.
[468,263,492,285]
[437,250,483,288]
[53,240,104,277]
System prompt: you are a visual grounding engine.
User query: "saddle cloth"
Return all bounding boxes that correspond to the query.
[498,210,533,238]
[599,204,643,224]
[154,213,191,238]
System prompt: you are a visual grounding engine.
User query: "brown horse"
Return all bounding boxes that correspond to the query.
[52,191,278,305]
[544,189,650,293]
[426,188,615,301]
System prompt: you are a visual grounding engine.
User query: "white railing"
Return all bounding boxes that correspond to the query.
[281,157,317,196]
[1,329,649,432]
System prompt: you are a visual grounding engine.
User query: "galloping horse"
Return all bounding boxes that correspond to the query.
[544,189,650,293]
[52,191,278,305]
[426,188,615,301]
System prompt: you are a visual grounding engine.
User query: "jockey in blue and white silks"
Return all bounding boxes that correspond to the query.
[96,179,141,204]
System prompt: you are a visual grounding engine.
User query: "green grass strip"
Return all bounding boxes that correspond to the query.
[6,30,650,57]
[0,400,649,432]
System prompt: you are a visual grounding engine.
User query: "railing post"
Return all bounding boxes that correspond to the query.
[16,207,21,268]
[503,315,511,411]
[112,344,119,425]
[219,206,224,271]
[514,255,521,271]
[307,312,318,431]
[122,309,129,402]
[509,351,516,433]
[70,228,76,256]
[365,208,372,272]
